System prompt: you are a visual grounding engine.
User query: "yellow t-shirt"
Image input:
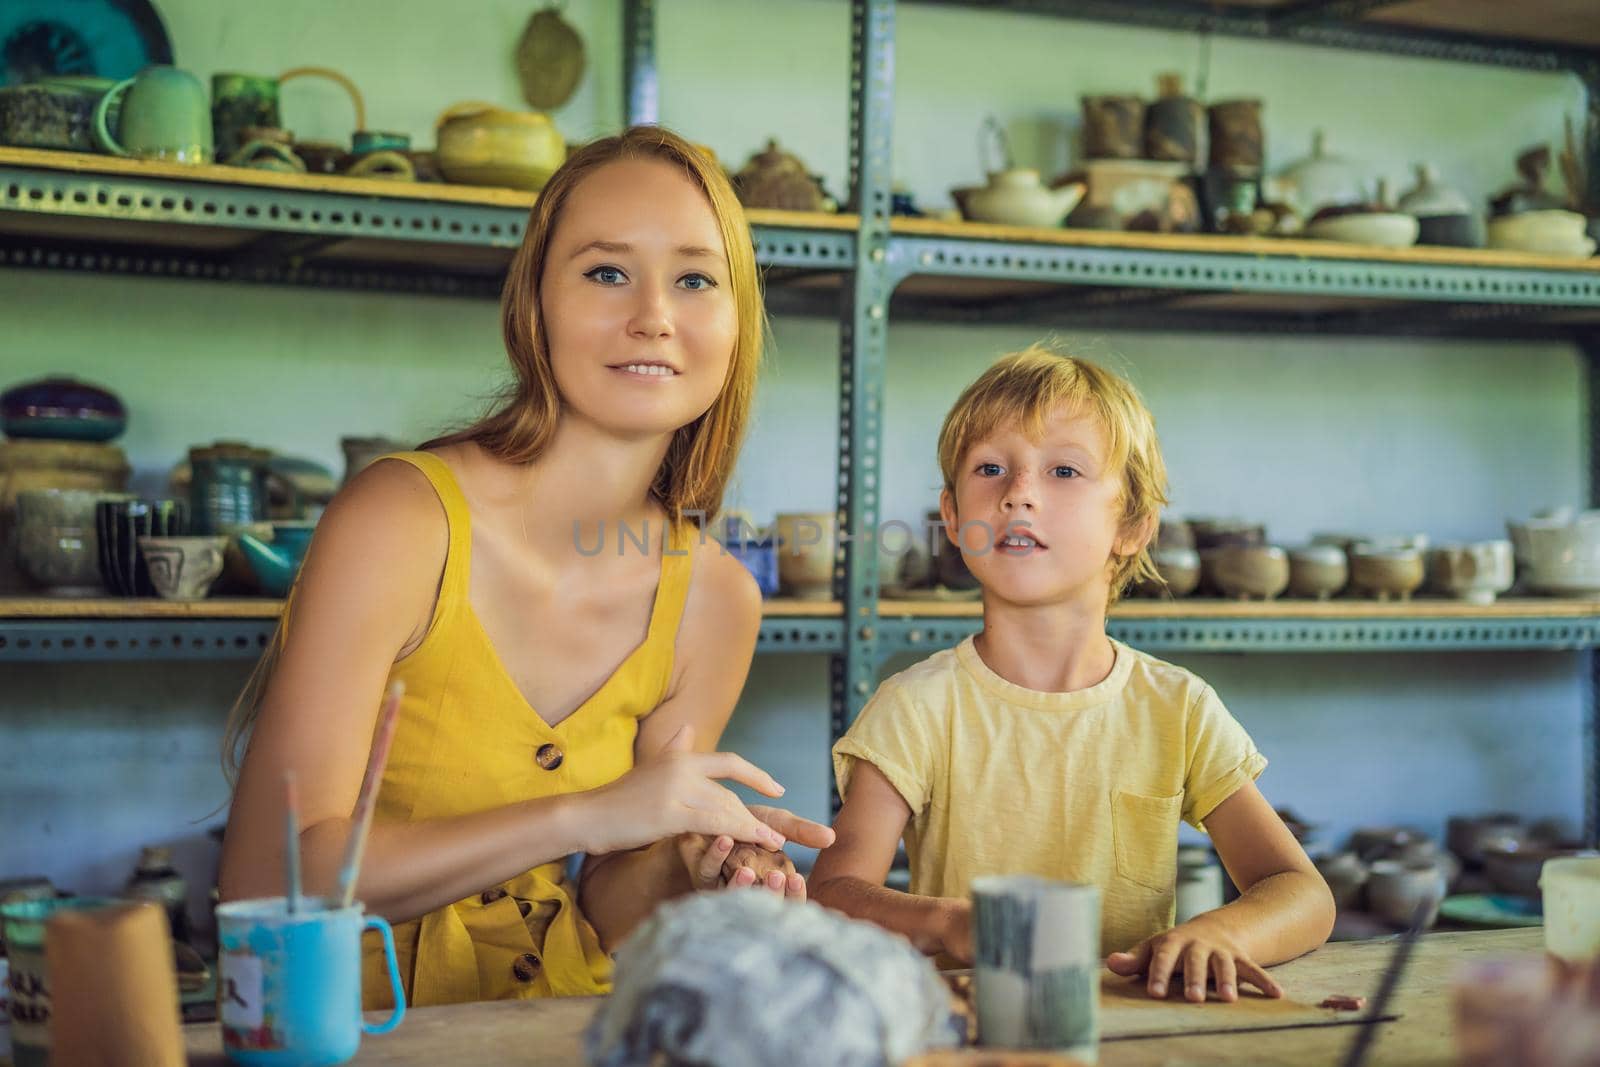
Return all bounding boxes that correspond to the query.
[832,635,1266,957]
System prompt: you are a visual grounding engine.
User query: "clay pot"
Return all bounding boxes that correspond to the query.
[1207,99,1263,171]
[1350,544,1426,601]
[1208,544,1289,601]
[0,439,131,593]
[1287,544,1349,600]
[774,512,836,600]
[1350,826,1424,863]
[1482,843,1599,898]
[1314,851,1369,912]
[1133,545,1201,598]
[1447,813,1527,867]
[1367,859,1446,929]
[1144,73,1201,165]
[1081,94,1145,160]
[15,489,131,595]
[733,139,829,213]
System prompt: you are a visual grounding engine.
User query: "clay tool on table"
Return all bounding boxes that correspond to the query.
[1338,899,1429,1067]
[336,680,405,909]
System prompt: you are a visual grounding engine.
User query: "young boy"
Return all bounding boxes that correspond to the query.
[810,345,1334,1004]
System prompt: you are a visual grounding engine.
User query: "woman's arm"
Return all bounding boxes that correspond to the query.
[809,761,969,961]
[579,548,834,949]
[220,466,786,923]
[1106,781,1336,1002]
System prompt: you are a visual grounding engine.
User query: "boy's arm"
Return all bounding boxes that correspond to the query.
[1108,781,1335,1002]
[808,761,972,962]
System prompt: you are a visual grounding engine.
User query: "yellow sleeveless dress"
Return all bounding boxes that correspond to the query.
[340,451,694,1009]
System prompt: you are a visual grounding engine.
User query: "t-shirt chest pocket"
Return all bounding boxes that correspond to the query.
[1112,790,1182,893]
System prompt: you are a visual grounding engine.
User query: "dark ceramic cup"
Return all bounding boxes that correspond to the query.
[98,498,189,596]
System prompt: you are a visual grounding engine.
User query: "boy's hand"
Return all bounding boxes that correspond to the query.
[676,805,830,900]
[935,898,974,964]
[1106,916,1284,1003]
[721,841,806,898]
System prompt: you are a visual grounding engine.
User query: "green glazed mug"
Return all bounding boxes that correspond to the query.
[94,66,213,163]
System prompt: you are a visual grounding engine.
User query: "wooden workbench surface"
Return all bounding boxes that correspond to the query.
[182,927,1540,1065]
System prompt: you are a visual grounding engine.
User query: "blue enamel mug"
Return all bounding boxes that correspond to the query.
[216,897,404,1066]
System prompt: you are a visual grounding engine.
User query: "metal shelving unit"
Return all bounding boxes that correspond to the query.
[0,599,845,662]
[2,1,1599,831]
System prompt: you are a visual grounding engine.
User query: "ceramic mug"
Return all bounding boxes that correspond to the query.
[94,66,212,163]
[138,534,227,600]
[971,875,1100,1058]
[1,896,122,1067]
[217,897,405,1067]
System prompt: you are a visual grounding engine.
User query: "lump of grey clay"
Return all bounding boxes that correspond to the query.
[586,890,962,1067]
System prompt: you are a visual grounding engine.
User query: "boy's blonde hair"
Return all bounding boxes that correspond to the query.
[936,344,1169,603]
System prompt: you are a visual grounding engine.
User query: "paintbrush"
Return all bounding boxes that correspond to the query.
[1338,898,1430,1067]
[284,769,302,914]
[336,680,405,909]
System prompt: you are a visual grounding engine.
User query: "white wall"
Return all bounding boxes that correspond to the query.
[1,1,1591,918]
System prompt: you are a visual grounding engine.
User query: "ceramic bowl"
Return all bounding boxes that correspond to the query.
[1366,859,1447,929]
[1208,544,1289,601]
[1287,544,1348,600]
[1482,843,1599,898]
[1512,509,1600,595]
[1305,211,1420,248]
[1428,540,1514,604]
[1155,518,1195,550]
[1314,851,1368,912]
[1133,545,1201,598]
[138,536,227,601]
[1446,813,1527,867]
[1349,544,1426,601]
[1487,211,1596,258]
[15,488,132,595]
[1188,518,1266,549]
[1349,826,1424,863]
[1,376,126,442]
[774,512,836,600]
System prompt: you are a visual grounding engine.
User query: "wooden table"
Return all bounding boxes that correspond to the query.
[183,928,1540,1065]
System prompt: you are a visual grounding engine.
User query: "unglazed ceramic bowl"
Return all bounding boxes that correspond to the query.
[1428,540,1514,604]
[1350,543,1426,601]
[1287,543,1348,600]
[1209,544,1289,601]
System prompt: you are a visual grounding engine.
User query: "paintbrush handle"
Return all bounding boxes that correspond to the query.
[337,681,405,909]
[285,770,302,913]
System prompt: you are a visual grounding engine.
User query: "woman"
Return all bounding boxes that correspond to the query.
[219,126,833,1008]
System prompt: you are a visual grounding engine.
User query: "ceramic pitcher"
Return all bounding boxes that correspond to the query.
[94,66,212,163]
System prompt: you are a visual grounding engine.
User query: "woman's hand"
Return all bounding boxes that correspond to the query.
[1106,916,1284,1003]
[584,724,790,855]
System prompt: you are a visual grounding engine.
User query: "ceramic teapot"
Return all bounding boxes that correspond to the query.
[960,169,1084,228]
[235,520,315,597]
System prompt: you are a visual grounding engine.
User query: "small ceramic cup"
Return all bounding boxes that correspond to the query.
[1366,859,1446,930]
[1349,544,1426,601]
[1287,543,1348,600]
[138,535,227,601]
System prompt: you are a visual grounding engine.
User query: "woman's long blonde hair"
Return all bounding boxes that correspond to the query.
[223,125,765,782]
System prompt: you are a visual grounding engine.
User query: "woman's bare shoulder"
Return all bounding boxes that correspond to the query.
[679,530,762,647]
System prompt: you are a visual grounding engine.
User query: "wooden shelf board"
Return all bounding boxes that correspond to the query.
[0,596,844,620]
[878,596,1600,619]
[0,147,856,232]
[890,216,1600,274]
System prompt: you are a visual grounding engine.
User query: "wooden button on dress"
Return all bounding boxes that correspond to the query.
[480,887,507,905]
[535,743,564,770]
[512,953,541,982]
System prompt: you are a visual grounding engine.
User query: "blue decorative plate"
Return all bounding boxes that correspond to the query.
[1,0,172,87]
[1438,893,1543,929]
